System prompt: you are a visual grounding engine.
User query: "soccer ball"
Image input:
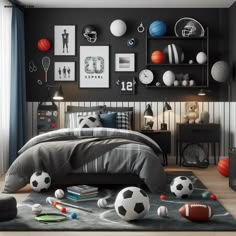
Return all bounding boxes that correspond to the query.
[114,186,150,221]
[170,176,194,198]
[30,171,51,192]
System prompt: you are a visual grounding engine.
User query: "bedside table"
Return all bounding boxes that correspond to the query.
[138,130,171,166]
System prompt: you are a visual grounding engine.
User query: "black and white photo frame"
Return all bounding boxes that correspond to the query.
[115,53,135,72]
[54,25,76,56]
[54,62,75,81]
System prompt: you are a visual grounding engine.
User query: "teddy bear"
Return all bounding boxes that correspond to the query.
[182,101,200,124]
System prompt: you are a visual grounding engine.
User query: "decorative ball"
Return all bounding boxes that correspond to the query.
[157,206,168,217]
[189,60,194,64]
[97,198,108,208]
[173,80,179,86]
[55,189,64,199]
[160,194,166,200]
[114,186,150,221]
[210,194,217,200]
[110,19,127,37]
[37,38,51,52]
[196,52,207,64]
[211,61,230,83]
[151,50,165,64]
[163,44,184,64]
[170,176,194,198]
[182,80,188,87]
[189,80,195,87]
[202,191,211,199]
[70,212,78,219]
[127,38,136,47]
[149,20,167,37]
[217,158,229,177]
[30,171,51,192]
[163,70,175,86]
[32,203,43,215]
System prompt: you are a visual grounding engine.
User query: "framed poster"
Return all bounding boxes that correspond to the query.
[115,53,135,72]
[80,46,109,88]
[54,25,76,56]
[54,62,75,81]
[116,77,136,94]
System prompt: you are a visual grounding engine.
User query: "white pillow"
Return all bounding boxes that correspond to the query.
[77,115,102,128]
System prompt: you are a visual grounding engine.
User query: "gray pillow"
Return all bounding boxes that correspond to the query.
[77,115,102,128]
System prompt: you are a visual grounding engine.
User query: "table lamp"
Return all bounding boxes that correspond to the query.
[144,104,154,129]
[161,102,172,130]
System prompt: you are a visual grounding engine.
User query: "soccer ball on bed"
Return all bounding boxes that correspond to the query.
[114,186,150,221]
[170,176,194,198]
[30,171,51,192]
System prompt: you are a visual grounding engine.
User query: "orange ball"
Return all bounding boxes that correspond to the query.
[37,38,51,52]
[217,158,229,177]
[151,50,165,64]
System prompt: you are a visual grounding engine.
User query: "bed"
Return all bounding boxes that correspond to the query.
[3,106,167,193]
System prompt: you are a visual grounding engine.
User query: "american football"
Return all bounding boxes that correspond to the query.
[179,202,213,222]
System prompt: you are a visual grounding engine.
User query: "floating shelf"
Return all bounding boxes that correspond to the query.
[147,36,207,40]
[146,85,209,88]
[146,63,208,67]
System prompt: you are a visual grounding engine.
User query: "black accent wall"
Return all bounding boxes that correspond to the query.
[25,8,229,102]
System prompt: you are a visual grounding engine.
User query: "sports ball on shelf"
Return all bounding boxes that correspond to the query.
[173,80,180,86]
[179,202,213,222]
[114,186,150,221]
[110,19,127,37]
[151,50,165,64]
[217,158,229,177]
[170,176,194,198]
[163,44,184,64]
[32,203,43,215]
[163,70,175,86]
[189,80,195,87]
[37,38,51,52]
[211,61,230,83]
[157,206,168,217]
[196,52,207,64]
[149,20,167,37]
[30,171,51,192]
[55,189,64,199]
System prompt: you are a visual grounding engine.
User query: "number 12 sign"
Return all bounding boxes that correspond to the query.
[116,77,136,95]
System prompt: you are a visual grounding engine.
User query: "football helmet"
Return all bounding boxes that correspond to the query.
[83,25,97,43]
[182,21,197,37]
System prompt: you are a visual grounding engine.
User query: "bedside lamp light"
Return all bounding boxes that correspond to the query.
[53,85,64,101]
[144,104,154,129]
[161,102,172,130]
[197,89,206,96]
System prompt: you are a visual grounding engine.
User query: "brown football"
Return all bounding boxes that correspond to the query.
[179,202,213,222]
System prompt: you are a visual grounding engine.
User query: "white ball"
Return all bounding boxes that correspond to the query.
[114,186,150,221]
[32,203,43,215]
[189,60,194,64]
[211,61,230,82]
[163,70,175,86]
[30,171,51,192]
[110,19,127,37]
[182,80,188,87]
[196,52,207,64]
[170,176,194,198]
[157,206,168,217]
[55,189,64,199]
[97,198,107,208]
[173,80,179,86]
[189,80,195,86]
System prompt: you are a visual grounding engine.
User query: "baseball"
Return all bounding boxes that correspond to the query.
[97,198,107,208]
[32,203,43,215]
[55,189,64,199]
[157,206,168,217]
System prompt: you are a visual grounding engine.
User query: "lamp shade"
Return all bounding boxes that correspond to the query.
[198,89,206,96]
[144,104,153,118]
[163,102,172,112]
[53,85,64,101]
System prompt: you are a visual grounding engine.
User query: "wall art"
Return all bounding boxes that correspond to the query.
[116,77,136,94]
[80,46,109,88]
[54,25,76,56]
[54,62,75,81]
[115,53,135,72]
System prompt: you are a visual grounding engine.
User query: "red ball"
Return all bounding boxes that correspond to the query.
[217,158,229,177]
[151,50,165,64]
[37,38,51,52]
[210,194,217,200]
[160,194,166,200]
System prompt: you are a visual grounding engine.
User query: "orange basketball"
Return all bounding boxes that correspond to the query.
[37,38,51,52]
[151,50,165,64]
[217,158,229,177]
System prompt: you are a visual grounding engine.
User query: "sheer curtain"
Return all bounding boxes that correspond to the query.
[0,0,12,175]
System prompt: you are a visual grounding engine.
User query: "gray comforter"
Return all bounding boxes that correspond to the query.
[3,128,167,193]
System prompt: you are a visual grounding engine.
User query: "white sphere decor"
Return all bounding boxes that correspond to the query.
[157,206,168,217]
[110,19,127,37]
[211,61,230,83]
[163,70,175,86]
[196,52,207,64]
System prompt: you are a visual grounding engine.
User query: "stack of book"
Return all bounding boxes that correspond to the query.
[65,185,99,202]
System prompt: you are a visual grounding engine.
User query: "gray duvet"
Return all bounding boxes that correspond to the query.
[3,128,167,193]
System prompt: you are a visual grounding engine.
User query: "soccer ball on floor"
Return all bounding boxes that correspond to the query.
[170,176,194,198]
[30,171,51,192]
[114,186,150,221]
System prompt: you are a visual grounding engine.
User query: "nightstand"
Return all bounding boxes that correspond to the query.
[138,130,171,166]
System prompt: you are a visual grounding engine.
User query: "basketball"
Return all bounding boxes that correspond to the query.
[151,50,165,64]
[149,20,167,37]
[37,38,51,52]
[217,158,229,177]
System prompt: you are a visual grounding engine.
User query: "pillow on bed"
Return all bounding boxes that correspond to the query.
[77,115,102,128]
[99,112,117,128]
[115,111,130,130]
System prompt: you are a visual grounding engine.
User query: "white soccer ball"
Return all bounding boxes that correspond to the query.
[110,19,127,37]
[30,171,51,192]
[32,203,43,215]
[170,176,194,198]
[55,189,64,199]
[114,186,150,221]
[157,206,168,217]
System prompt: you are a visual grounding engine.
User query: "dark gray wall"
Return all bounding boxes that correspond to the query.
[25,8,229,102]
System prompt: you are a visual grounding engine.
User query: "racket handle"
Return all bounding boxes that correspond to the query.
[45,71,47,83]
[53,202,66,213]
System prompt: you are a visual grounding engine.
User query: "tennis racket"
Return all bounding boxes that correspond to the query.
[42,56,51,82]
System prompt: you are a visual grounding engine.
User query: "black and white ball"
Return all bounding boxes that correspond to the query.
[30,171,51,192]
[170,176,194,198]
[32,203,43,215]
[114,186,150,221]
[164,44,184,64]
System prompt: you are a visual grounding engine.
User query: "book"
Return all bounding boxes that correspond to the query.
[66,192,98,200]
[66,185,98,194]
[65,193,99,202]
[67,189,98,196]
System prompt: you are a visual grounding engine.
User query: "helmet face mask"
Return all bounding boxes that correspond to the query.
[83,25,97,43]
[182,21,197,37]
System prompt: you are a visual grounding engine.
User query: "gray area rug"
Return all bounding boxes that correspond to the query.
[0,171,236,231]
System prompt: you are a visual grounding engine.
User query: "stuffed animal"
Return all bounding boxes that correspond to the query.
[183,101,199,124]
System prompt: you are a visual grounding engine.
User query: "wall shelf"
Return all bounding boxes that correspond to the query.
[146,63,208,67]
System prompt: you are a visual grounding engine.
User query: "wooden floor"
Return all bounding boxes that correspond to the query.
[0,165,236,236]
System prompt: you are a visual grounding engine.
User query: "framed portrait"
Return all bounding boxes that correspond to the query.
[80,46,109,88]
[54,25,76,56]
[115,53,135,72]
[54,62,75,81]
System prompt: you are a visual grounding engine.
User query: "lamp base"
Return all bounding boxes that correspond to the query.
[160,123,167,130]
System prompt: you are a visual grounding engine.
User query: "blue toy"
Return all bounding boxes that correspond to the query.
[70,212,78,219]
[149,20,167,37]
